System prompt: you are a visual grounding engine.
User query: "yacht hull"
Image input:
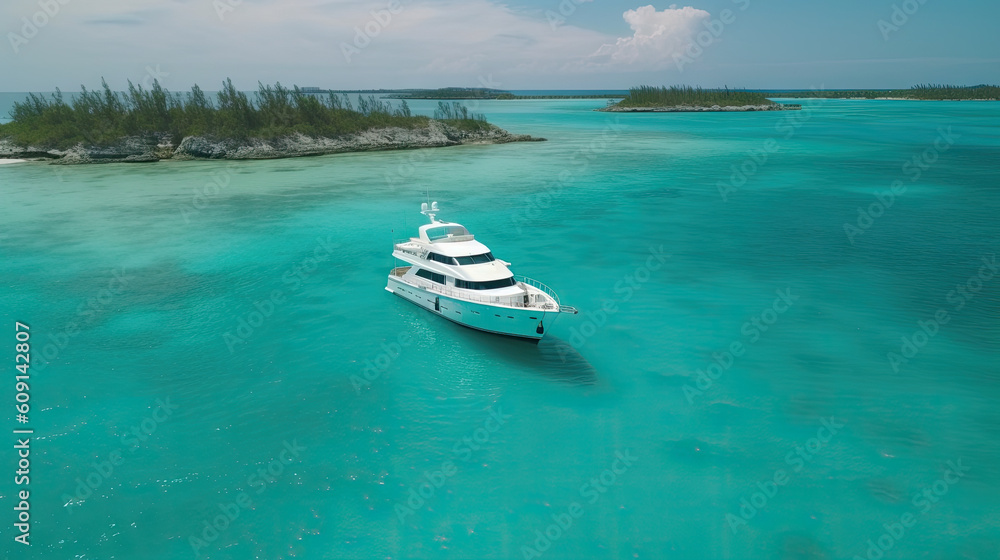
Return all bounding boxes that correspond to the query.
[386,276,551,341]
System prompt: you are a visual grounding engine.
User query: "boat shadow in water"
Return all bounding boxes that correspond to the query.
[453,325,600,386]
[530,336,600,386]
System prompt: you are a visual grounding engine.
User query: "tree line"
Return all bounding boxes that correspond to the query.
[613,84,1000,107]
[762,84,1000,100]
[0,79,490,149]
[616,86,778,108]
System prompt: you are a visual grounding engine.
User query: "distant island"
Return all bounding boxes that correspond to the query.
[385,87,626,100]
[599,86,801,112]
[761,84,999,101]
[0,79,543,164]
[593,84,999,113]
[385,87,508,100]
[200,84,1000,103]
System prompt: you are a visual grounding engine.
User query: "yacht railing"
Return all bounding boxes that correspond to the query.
[430,234,475,243]
[515,276,561,307]
[393,240,428,260]
[394,234,475,247]
[400,276,560,311]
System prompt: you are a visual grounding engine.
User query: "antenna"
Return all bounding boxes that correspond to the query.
[421,200,440,223]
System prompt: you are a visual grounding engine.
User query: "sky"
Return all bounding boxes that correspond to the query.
[1,0,998,91]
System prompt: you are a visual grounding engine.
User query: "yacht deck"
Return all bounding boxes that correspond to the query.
[389,266,560,310]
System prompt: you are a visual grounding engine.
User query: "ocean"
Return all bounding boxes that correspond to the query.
[1,96,998,559]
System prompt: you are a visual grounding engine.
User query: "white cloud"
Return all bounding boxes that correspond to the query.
[0,0,713,89]
[590,5,710,67]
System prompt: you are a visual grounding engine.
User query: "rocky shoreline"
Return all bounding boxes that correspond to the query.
[0,120,544,164]
[598,104,801,113]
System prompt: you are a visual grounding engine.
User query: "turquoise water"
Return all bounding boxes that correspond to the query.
[1,98,998,560]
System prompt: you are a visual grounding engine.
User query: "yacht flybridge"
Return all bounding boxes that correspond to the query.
[386,202,577,341]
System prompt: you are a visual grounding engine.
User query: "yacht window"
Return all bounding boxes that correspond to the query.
[454,252,496,265]
[428,252,458,265]
[426,226,470,241]
[414,268,446,284]
[455,277,517,290]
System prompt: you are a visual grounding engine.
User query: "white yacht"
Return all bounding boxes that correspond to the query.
[386,202,576,341]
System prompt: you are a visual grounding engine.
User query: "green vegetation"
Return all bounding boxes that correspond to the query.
[614,85,779,108]
[498,93,627,100]
[763,84,1000,100]
[0,79,491,149]
[603,84,999,106]
[391,89,625,100]
[432,102,488,131]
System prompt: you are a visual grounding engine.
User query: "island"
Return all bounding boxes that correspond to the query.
[384,87,508,100]
[0,79,544,164]
[385,87,626,100]
[599,86,801,112]
[759,84,999,101]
